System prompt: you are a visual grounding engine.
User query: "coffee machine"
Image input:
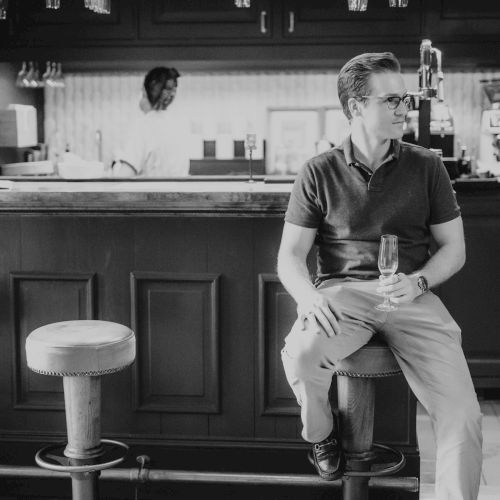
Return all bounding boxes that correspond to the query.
[477,79,500,176]
[407,39,445,150]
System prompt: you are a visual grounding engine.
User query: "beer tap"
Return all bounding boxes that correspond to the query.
[408,39,445,149]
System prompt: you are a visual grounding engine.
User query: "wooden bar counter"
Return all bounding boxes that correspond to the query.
[0,177,498,499]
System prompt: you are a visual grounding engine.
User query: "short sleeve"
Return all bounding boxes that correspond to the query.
[285,163,323,228]
[429,157,461,225]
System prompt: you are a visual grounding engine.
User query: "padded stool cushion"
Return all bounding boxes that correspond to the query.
[26,320,135,377]
[333,337,402,378]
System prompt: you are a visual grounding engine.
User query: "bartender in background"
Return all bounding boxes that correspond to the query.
[113,67,189,177]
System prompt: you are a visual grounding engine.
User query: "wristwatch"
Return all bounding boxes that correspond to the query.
[416,274,429,295]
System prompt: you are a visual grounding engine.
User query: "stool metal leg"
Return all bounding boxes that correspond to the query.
[63,376,103,500]
[337,376,376,500]
[71,471,99,500]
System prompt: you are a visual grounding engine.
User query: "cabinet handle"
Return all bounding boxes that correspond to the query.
[260,10,267,34]
[288,11,295,33]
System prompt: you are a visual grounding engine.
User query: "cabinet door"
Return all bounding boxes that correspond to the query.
[282,0,422,41]
[9,0,135,45]
[139,0,272,41]
[423,0,500,42]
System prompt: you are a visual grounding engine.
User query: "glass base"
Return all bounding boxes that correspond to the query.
[375,302,398,311]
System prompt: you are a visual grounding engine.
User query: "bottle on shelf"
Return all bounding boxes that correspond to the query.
[457,145,471,176]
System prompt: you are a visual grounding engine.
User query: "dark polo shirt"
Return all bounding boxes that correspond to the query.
[285,136,460,282]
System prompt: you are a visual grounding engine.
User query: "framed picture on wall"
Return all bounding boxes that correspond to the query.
[266,108,320,175]
[266,106,349,175]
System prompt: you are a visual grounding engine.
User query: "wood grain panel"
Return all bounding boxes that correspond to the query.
[131,272,220,413]
[11,272,95,410]
[11,0,136,42]
[284,0,422,39]
[423,0,500,41]
[258,274,298,416]
[139,0,272,41]
[205,218,255,438]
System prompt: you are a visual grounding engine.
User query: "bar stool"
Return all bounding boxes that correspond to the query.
[331,336,408,500]
[25,320,136,500]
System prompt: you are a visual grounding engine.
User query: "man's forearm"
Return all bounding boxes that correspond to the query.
[277,253,317,305]
[416,242,465,289]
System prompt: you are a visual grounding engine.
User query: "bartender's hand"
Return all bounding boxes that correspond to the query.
[376,273,420,304]
[296,290,343,337]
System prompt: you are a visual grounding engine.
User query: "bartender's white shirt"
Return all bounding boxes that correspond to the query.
[119,106,189,177]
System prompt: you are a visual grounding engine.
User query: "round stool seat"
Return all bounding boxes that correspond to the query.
[26,320,135,377]
[333,337,401,378]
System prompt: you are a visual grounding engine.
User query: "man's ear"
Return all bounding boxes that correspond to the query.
[347,97,363,118]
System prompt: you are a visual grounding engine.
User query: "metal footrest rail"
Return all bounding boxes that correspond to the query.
[0,463,418,492]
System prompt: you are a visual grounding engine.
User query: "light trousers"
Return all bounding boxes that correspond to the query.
[281,278,483,500]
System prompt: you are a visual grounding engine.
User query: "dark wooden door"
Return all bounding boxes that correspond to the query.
[138,0,272,42]
[8,0,136,46]
[423,0,500,42]
[281,0,423,41]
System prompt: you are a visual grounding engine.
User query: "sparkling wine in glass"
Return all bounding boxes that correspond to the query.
[375,234,398,311]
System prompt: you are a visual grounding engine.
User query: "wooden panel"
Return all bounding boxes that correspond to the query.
[423,0,500,41]
[283,0,422,40]
[139,0,272,41]
[87,217,136,435]
[131,272,220,413]
[10,0,136,44]
[258,273,298,416]
[206,218,255,438]
[438,214,500,388]
[11,272,95,410]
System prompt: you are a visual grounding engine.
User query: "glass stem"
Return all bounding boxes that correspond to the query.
[384,292,391,308]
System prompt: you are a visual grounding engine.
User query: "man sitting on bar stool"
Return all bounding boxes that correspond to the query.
[277,52,482,500]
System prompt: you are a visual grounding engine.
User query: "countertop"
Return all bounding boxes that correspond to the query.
[0,176,498,215]
[0,178,294,215]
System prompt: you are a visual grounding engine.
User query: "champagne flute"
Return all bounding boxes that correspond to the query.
[375,234,399,311]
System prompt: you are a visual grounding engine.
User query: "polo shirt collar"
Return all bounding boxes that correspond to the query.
[341,135,401,167]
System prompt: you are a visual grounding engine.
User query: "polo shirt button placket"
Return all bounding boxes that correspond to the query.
[368,171,383,192]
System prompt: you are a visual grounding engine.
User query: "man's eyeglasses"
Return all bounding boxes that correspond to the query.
[360,94,413,110]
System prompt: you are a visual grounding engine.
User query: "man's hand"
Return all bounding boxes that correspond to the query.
[376,273,420,304]
[297,291,343,337]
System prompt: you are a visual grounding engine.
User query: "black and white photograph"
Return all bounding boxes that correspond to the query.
[0,1,499,499]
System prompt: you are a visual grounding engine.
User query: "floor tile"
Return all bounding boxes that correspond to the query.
[417,400,500,498]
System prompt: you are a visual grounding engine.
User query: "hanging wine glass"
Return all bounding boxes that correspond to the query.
[31,62,42,88]
[16,62,27,88]
[85,0,110,14]
[54,62,65,88]
[42,61,52,87]
[46,0,61,9]
[0,0,9,20]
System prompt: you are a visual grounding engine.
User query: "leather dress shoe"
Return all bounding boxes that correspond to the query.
[308,418,345,481]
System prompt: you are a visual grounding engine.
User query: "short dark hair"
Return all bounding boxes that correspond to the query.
[143,67,180,108]
[337,52,400,120]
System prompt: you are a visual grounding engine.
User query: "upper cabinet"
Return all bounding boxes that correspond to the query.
[138,0,272,42]
[423,0,500,42]
[7,0,136,45]
[280,0,422,41]
[1,0,499,68]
